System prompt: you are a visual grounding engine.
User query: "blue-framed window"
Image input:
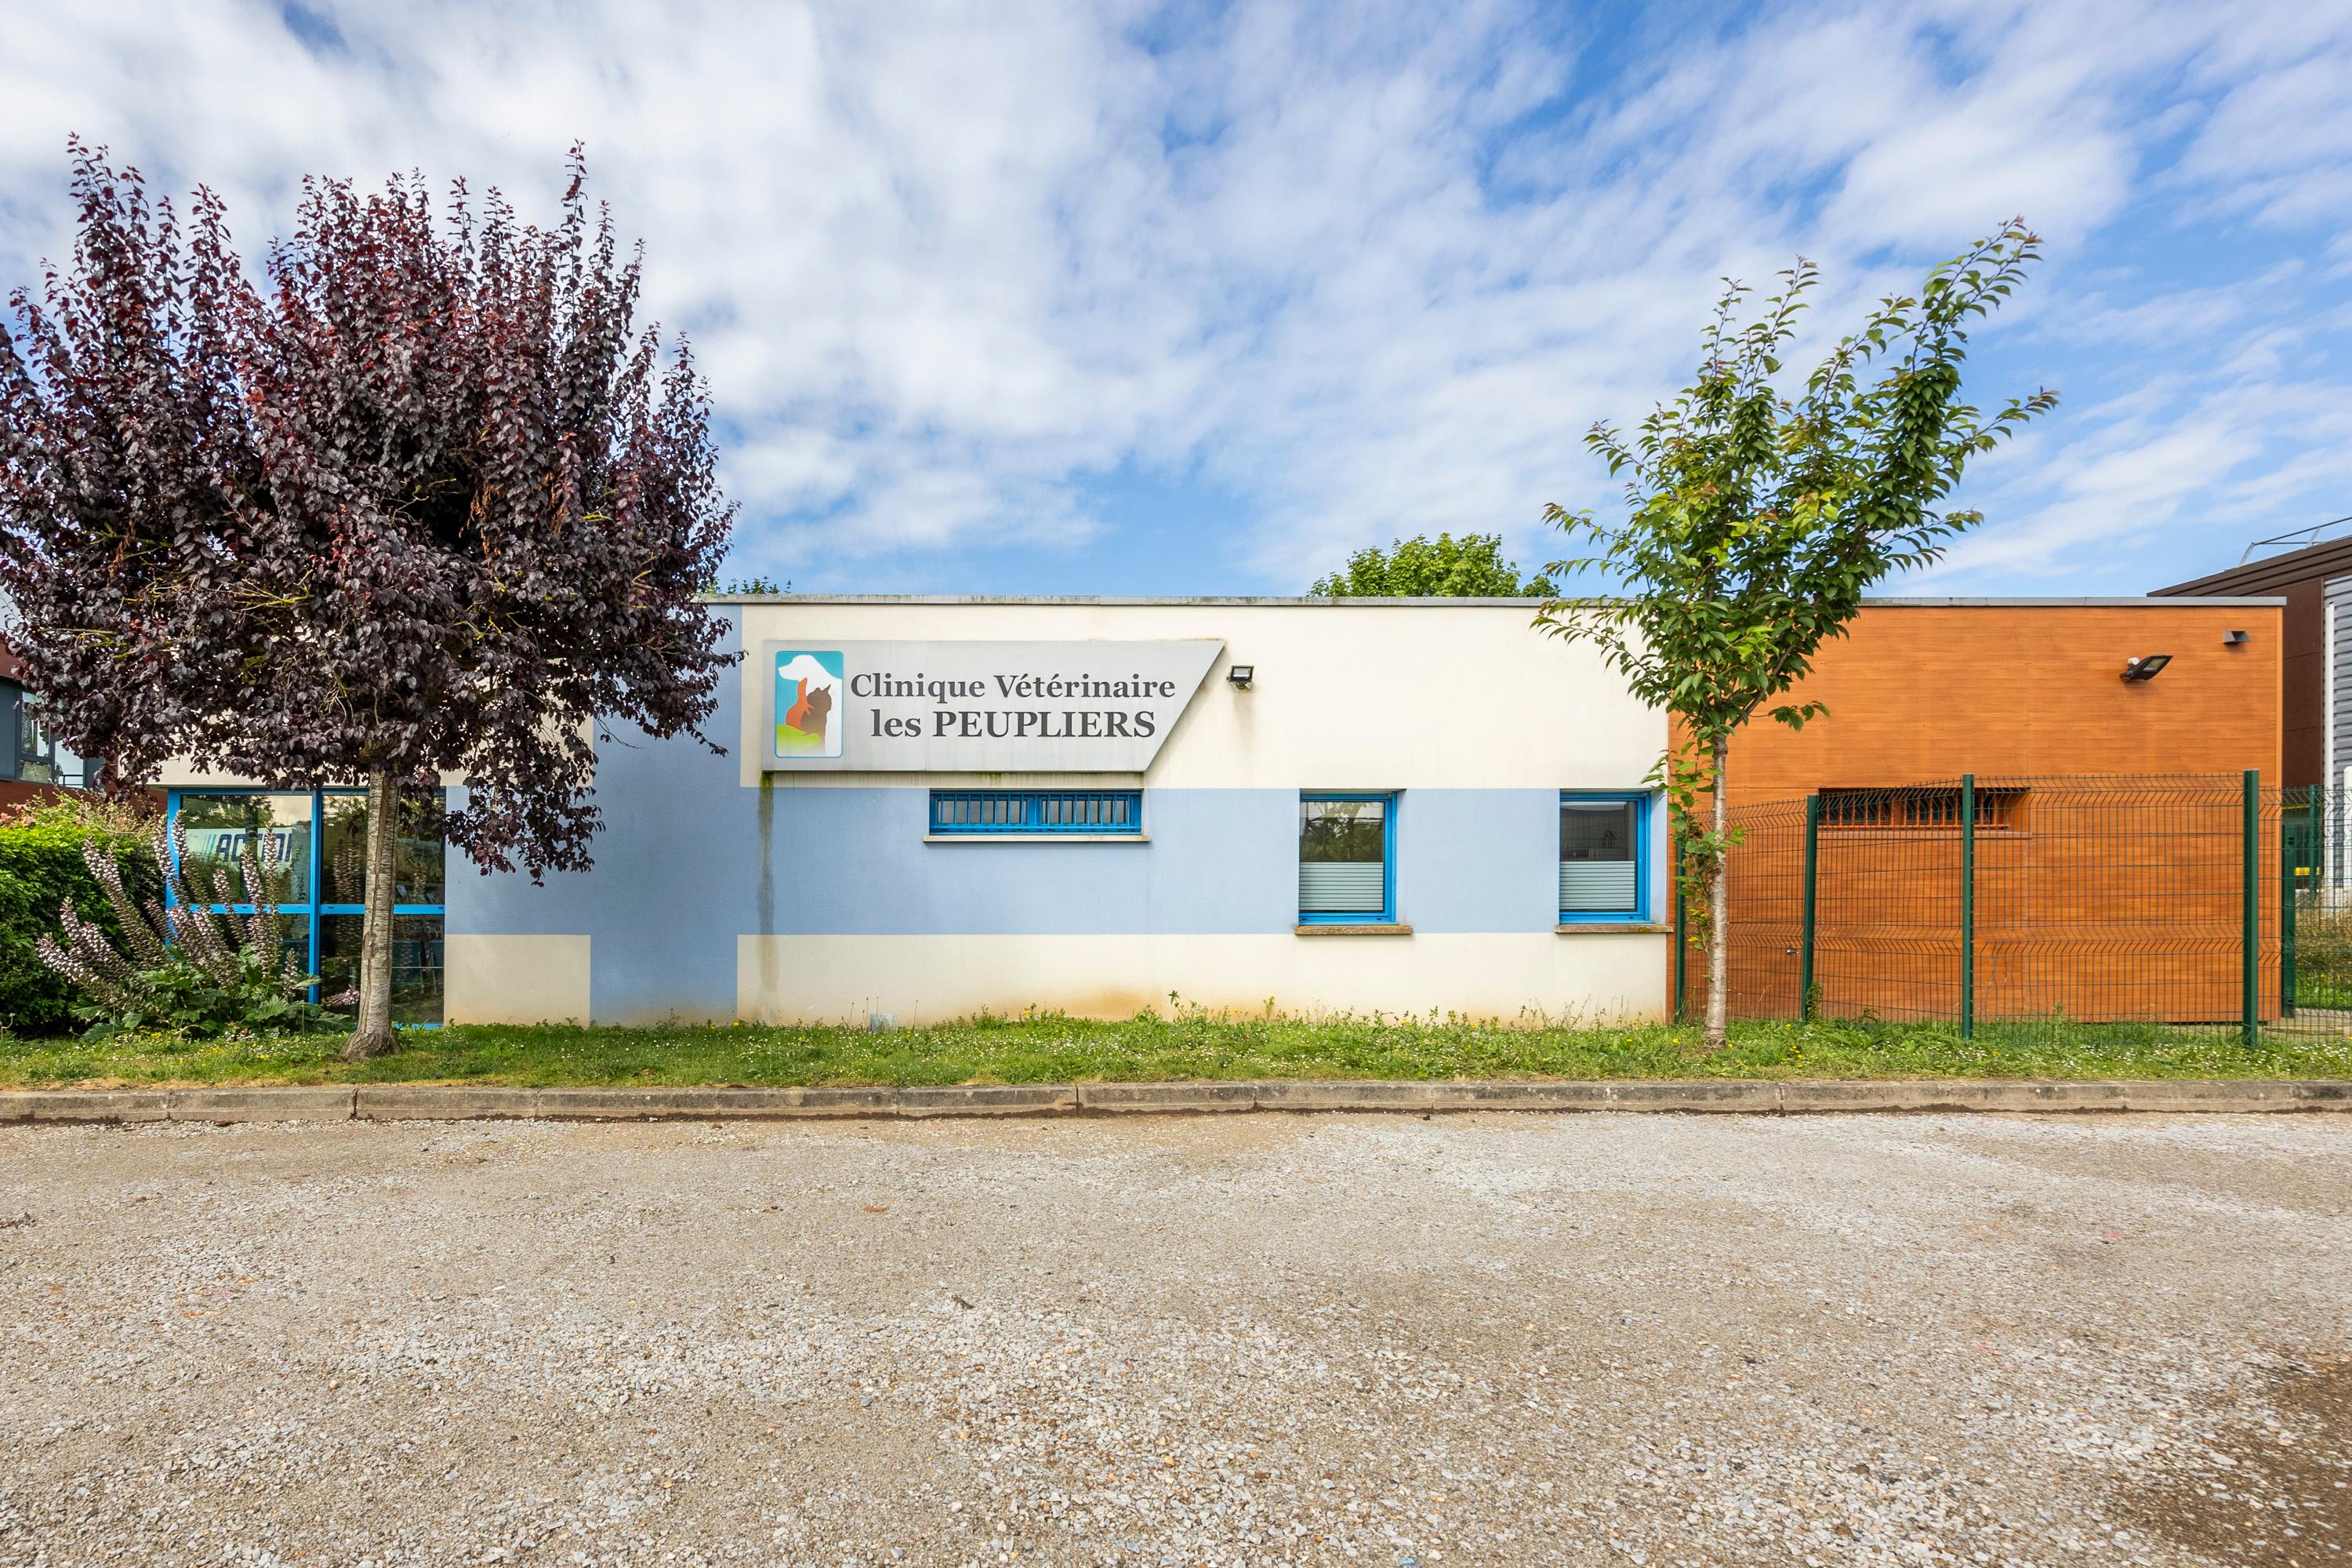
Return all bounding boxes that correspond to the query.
[929,789,1143,835]
[1299,793,1395,923]
[165,789,447,1024]
[1559,791,1651,922]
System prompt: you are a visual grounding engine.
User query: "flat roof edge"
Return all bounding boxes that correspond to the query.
[701,593,2290,608]
[1860,596,2287,608]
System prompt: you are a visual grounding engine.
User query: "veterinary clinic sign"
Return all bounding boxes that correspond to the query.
[761,640,1224,772]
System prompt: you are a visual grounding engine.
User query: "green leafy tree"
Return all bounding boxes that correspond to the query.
[1310,532,1554,597]
[1538,223,2056,1049]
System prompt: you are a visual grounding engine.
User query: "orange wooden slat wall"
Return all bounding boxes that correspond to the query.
[1670,602,2285,1025]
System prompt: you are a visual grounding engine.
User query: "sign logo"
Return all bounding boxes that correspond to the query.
[760,639,1222,772]
[187,829,301,866]
[774,650,845,759]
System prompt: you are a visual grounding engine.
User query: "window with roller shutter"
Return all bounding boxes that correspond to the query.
[1299,795,1393,923]
[1559,792,1651,922]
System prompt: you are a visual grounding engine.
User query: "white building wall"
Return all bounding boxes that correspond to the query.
[739,931,1666,1028]
[732,598,1662,793]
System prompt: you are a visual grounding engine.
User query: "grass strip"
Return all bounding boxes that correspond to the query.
[4,1010,2350,1089]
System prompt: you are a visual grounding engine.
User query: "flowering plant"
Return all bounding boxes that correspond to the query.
[35,820,342,1037]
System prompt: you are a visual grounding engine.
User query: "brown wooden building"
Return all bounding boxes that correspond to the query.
[1683,596,2288,1027]
[2154,530,2352,789]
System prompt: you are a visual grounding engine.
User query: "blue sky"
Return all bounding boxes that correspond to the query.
[4,1,2350,596]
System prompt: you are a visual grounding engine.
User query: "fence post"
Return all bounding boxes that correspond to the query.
[1799,794,1820,1023]
[1959,773,1976,1040]
[2243,769,2260,1049]
[1672,873,1687,1025]
[2282,794,2299,1020]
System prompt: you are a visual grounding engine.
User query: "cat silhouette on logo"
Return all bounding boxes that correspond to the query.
[784,677,832,744]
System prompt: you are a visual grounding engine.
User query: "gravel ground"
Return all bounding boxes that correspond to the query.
[1,1112,2347,1568]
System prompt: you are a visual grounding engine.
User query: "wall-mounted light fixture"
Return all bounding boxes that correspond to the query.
[2122,654,2172,683]
[2223,630,2252,648]
[1226,663,1254,689]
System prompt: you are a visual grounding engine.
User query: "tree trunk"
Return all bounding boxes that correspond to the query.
[1704,732,1730,1051]
[340,768,401,1062]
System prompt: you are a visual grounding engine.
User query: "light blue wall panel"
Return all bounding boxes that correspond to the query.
[1393,787,1559,932]
[446,611,749,1022]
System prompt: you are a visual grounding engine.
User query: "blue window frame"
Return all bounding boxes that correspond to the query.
[165,788,447,1024]
[929,789,1144,835]
[1299,792,1396,924]
[1559,790,1651,923]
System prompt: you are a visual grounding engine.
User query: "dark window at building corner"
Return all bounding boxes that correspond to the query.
[2,686,89,788]
[0,681,21,782]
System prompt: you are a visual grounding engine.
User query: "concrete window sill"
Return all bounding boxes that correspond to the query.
[1555,922,1674,935]
[1294,923,1414,936]
[924,833,1150,844]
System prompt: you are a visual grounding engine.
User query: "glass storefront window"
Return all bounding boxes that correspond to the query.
[240,921,314,983]
[176,793,314,905]
[321,794,447,905]
[319,914,446,1025]
[167,787,446,1025]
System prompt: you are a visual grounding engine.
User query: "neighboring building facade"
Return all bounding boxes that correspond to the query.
[1693,597,2287,1026]
[2154,534,2351,789]
[0,639,91,811]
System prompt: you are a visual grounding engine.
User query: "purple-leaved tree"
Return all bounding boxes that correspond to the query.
[0,143,735,1059]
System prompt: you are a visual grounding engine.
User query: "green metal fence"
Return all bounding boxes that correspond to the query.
[1674,773,2352,1044]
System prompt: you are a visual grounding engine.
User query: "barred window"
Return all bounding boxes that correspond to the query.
[928,790,1142,835]
[1820,786,2027,831]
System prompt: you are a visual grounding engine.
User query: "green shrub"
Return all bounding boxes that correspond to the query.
[0,795,158,1036]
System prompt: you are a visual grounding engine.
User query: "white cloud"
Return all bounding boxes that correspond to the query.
[1928,375,2352,583]
[0,0,2347,593]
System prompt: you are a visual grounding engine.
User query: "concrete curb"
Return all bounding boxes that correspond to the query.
[0,1079,2347,1124]
[174,1087,356,1123]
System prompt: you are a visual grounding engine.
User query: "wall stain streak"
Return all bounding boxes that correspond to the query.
[757,772,779,1001]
